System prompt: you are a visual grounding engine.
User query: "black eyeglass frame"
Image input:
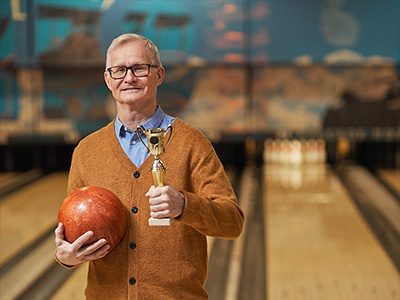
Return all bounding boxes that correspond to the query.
[107,64,159,79]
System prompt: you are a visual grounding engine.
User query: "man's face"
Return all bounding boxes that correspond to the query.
[104,40,164,108]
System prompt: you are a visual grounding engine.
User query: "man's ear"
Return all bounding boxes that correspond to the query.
[156,67,165,86]
[104,70,112,91]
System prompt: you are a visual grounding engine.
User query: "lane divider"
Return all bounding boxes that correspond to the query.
[224,164,258,300]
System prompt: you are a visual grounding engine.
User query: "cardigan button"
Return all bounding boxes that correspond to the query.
[129,242,137,249]
[129,277,136,285]
[131,207,139,214]
[133,171,140,179]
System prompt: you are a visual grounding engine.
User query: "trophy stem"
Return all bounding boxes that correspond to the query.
[151,159,165,187]
[152,171,164,187]
[149,159,174,226]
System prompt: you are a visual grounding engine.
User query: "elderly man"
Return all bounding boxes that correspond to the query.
[55,33,244,299]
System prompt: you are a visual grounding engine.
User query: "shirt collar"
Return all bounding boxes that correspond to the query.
[114,106,166,138]
[114,115,129,138]
[140,105,165,131]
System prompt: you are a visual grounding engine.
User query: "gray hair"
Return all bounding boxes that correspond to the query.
[105,33,162,68]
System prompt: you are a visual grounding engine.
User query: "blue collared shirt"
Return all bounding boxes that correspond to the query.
[114,106,175,167]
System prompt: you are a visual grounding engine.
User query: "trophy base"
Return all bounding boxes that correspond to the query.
[148,217,174,226]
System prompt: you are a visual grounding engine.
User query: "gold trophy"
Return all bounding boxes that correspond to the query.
[136,125,173,226]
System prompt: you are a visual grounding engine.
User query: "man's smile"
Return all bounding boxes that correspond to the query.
[121,87,141,91]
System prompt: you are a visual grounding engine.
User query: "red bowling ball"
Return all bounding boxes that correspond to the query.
[58,186,127,250]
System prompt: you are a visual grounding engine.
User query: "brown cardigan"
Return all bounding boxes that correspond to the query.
[67,118,244,299]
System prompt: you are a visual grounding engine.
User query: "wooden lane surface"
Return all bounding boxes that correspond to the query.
[0,172,68,265]
[0,169,42,196]
[264,164,400,300]
[52,264,88,300]
[343,166,400,235]
[0,172,20,193]
[0,235,56,300]
[0,172,17,183]
[378,169,400,195]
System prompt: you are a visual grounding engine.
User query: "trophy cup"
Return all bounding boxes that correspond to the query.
[136,125,173,226]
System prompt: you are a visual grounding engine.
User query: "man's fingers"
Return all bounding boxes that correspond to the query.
[82,238,109,254]
[146,185,169,197]
[54,223,65,246]
[150,203,169,212]
[150,211,170,219]
[149,196,166,206]
[148,188,170,205]
[84,244,111,260]
[145,185,156,197]
[54,223,64,236]
[72,231,94,249]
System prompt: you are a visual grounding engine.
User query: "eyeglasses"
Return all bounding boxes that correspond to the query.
[107,64,158,79]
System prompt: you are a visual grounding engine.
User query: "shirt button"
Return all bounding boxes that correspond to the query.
[131,207,138,214]
[133,171,140,178]
[129,277,136,285]
[129,242,137,249]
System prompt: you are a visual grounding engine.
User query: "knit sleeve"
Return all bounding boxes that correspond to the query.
[178,147,244,239]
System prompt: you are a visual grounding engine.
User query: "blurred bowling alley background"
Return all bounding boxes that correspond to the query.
[1,0,399,299]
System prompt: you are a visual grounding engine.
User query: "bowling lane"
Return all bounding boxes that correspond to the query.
[0,169,43,196]
[52,265,87,300]
[264,164,400,300]
[0,172,68,265]
[377,169,400,195]
[0,235,56,300]
[0,172,17,183]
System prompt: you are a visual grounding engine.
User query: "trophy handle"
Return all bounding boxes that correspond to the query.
[164,124,173,149]
[136,125,150,152]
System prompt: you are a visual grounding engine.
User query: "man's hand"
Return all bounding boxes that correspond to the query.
[54,223,111,266]
[146,185,185,219]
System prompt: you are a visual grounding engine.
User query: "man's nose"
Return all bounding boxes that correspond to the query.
[124,68,137,81]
